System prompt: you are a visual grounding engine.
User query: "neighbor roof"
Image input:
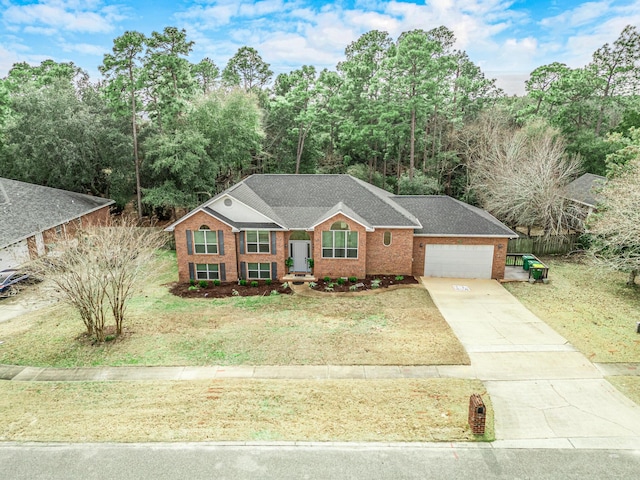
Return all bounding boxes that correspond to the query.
[563,173,606,208]
[0,177,114,249]
[393,195,517,237]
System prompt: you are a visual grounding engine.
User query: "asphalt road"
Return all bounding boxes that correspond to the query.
[2,443,640,480]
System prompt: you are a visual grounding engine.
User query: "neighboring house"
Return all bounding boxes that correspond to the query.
[563,173,606,212]
[563,173,607,231]
[165,174,517,282]
[0,177,114,270]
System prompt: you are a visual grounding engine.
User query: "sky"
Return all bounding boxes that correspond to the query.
[1,0,639,95]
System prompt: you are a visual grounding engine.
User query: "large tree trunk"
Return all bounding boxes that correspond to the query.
[129,65,143,220]
[409,107,416,180]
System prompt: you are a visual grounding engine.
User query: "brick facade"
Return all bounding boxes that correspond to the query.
[173,211,237,283]
[411,236,509,280]
[365,228,414,276]
[172,212,510,283]
[311,214,368,279]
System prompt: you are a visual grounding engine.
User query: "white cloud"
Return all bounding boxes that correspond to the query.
[2,0,125,33]
[59,41,107,56]
[23,26,58,36]
[540,1,612,29]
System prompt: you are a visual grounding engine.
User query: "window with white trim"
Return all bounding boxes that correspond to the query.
[247,262,271,279]
[196,263,219,280]
[193,226,218,254]
[383,231,392,246]
[322,221,358,258]
[246,230,270,253]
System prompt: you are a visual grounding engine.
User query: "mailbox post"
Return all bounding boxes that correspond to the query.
[468,394,486,435]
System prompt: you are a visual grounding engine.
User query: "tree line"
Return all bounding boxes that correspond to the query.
[1,25,639,234]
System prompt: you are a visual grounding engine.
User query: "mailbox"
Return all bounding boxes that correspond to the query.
[468,393,486,435]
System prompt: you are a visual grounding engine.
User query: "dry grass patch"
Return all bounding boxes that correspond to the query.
[504,256,640,363]
[0,252,468,367]
[607,376,640,406]
[0,378,492,442]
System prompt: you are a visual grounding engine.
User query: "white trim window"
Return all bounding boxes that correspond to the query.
[322,221,358,258]
[383,231,392,246]
[194,226,218,254]
[248,262,271,279]
[196,263,219,280]
[246,230,270,253]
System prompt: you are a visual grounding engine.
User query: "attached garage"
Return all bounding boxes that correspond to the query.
[424,244,494,279]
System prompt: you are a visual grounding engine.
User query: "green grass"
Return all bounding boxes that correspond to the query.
[505,256,640,363]
[0,251,468,367]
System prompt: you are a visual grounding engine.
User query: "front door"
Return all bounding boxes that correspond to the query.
[289,241,311,272]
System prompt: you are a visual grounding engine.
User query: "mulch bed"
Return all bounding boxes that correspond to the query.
[170,281,293,298]
[170,275,418,298]
[310,275,418,293]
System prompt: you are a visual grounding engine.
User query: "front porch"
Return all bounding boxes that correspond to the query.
[281,272,317,283]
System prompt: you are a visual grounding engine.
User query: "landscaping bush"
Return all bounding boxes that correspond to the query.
[198,280,209,289]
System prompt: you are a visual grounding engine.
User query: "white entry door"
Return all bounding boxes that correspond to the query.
[290,241,311,272]
[424,244,494,279]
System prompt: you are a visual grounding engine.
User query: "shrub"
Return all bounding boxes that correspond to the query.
[265,279,272,286]
[281,282,290,289]
[213,279,221,286]
[308,281,317,288]
[198,280,209,288]
[250,281,259,288]
[327,282,335,288]
[188,285,198,291]
[336,277,346,285]
[239,279,248,286]
[189,279,196,286]
[270,290,280,296]
[395,275,404,281]
[371,279,382,289]
[348,276,358,283]
[349,285,358,292]
[324,286,334,292]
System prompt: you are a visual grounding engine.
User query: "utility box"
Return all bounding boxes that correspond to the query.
[468,394,486,435]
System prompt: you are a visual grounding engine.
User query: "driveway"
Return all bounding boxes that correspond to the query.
[422,277,640,449]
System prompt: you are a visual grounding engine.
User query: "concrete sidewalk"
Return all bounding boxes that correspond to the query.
[0,363,475,382]
[422,277,640,450]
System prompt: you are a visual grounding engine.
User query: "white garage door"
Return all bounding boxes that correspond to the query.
[424,244,494,279]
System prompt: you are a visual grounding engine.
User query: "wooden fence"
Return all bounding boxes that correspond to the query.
[507,234,579,255]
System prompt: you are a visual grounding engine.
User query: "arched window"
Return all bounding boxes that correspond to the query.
[322,221,358,258]
[330,221,349,230]
[193,225,218,254]
[383,231,392,246]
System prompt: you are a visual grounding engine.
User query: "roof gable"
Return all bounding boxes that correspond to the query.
[236,174,421,229]
[0,177,114,249]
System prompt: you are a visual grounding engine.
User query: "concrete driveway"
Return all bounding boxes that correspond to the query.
[421,277,640,449]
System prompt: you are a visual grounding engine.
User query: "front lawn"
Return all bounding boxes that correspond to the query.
[504,256,640,363]
[0,378,492,442]
[0,251,468,367]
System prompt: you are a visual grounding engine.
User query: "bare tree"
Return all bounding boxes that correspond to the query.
[465,115,581,236]
[588,157,640,284]
[38,218,167,342]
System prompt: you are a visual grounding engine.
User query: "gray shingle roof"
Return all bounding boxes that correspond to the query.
[563,173,606,207]
[235,174,421,228]
[393,195,517,237]
[0,177,114,249]
[167,174,516,238]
